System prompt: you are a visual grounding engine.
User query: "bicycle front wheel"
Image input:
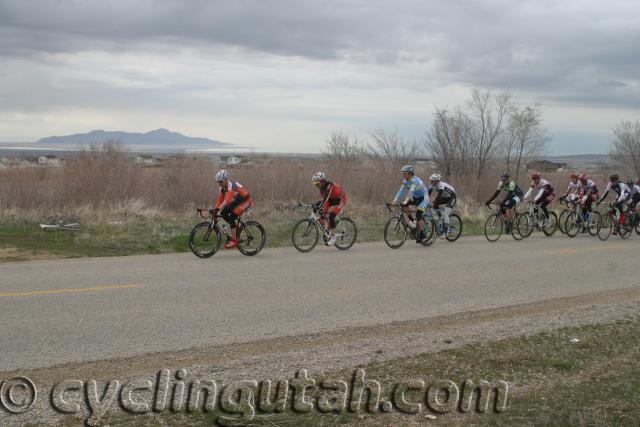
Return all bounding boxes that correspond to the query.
[516,213,533,238]
[237,220,267,256]
[445,214,463,242]
[334,217,357,250]
[558,209,571,234]
[541,211,558,236]
[292,219,320,253]
[597,214,612,241]
[564,212,580,238]
[588,212,601,236]
[484,214,503,242]
[384,216,407,249]
[189,222,222,258]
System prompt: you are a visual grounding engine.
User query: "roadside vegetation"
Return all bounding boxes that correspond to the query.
[47,317,640,427]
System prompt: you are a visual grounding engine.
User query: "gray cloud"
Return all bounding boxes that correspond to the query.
[0,0,639,152]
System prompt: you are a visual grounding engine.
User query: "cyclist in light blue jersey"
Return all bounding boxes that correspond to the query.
[392,165,428,243]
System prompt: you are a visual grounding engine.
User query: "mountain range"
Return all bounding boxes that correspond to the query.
[38,129,229,147]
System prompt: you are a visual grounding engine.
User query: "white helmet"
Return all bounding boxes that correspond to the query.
[401,165,414,174]
[215,169,229,182]
[429,173,441,181]
[312,171,326,182]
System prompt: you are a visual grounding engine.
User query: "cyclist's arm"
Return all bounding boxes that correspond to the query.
[394,186,405,203]
[524,186,533,200]
[597,183,611,204]
[617,184,629,203]
[214,191,225,209]
[534,188,544,203]
[486,189,500,204]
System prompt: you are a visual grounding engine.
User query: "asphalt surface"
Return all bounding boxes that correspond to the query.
[1,234,639,372]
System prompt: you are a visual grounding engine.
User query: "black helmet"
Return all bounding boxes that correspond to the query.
[500,172,510,181]
[627,179,634,187]
[610,174,619,182]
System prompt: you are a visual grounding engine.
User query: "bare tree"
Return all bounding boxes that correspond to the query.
[468,89,512,199]
[323,130,364,161]
[610,120,640,176]
[367,127,422,163]
[426,107,474,182]
[505,103,550,180]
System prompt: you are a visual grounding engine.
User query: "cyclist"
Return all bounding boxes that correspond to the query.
[427,174,456,234]
[393,165,428,243]
[523,172,555,226]
[312,171,347,246]
[626,178,640,225]
[597,174,631,235]
[578,173,599,218]
[485,172,523,232]
[211,169,253,249]
[558,173,582,204]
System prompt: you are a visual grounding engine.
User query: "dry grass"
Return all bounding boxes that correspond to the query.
[0,144,613,219]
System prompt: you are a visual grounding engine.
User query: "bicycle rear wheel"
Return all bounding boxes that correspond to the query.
[384,216,407,249]
[484,214,503,242]
[189,222,222,258]
[237,220,266,256]
[292,219,320,252]
[334,217,357,250]
[445,213,463,242]
[618,215,632,239]
[419,218,437,246]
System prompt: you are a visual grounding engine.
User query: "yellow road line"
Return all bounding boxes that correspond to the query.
[546,245,625,255]
[0,284,142,298]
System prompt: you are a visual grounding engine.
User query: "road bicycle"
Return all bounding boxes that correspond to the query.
[597,202,632,241]
[383,203,435,248]
[563,201,600,238]
[484,203,525,242]
[291,202,357,252]
[426,207,463,242]
[189,208,266,257]
[516,202,558,238]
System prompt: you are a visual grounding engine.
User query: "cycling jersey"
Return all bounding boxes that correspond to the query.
[598,182,630,204]
[428,181,456,202]
[497,180,524,197]
[524,179,553,202]
[320,181,346,212]
[215,180,250,209]
[395,176,427,203]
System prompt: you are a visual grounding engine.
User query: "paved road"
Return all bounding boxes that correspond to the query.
[1,235,638,372]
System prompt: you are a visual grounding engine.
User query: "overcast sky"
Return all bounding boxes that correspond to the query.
[1,0,638,153]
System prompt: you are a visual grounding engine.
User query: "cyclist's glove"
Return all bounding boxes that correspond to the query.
[209,208,219,216]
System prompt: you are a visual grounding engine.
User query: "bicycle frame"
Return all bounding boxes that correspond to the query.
[197,208,247,240]
[298,204,347,240]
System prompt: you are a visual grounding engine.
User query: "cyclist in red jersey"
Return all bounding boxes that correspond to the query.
[211,169,252,249]
[311,171,347,246]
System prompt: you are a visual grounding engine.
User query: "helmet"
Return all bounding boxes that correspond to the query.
[610,174,619,182]
[570,173,579,179]
[401,165,414,174]
[312,171,326,183]
[500,172,510,181]
[531,172,541,180]
[429,173,441,181]
[626,179,634,187]
[215,169,229,182]
[579,173,588,183]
